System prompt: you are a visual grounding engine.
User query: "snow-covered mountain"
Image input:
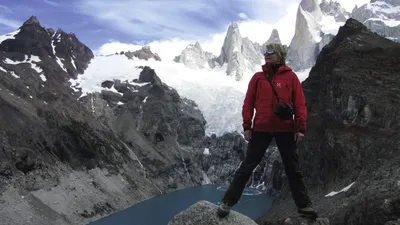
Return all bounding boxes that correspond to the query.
[173,42,217,69]
[350,0,400,42]
[287,0,349,71]
[173,23,284,81]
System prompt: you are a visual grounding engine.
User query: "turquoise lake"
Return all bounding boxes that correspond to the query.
[88,184,274,225]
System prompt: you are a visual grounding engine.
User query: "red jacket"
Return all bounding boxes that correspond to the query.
[242,63,307,133]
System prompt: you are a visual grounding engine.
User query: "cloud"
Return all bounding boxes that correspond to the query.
[42,0,59,7]
[238,13,248,20]
[0,5,21,29]
[75,0,300,42]
[0,5,12,14]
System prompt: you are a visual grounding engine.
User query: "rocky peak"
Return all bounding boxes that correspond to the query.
[266,29,281,45]
[320,0,350,22]
[0,16,93,79]
[217,22,263,81]
[286,0,324,71]
[300,0,323,20]
[173,42,216,69]
[23,16,40,26]
[124,46,161,61]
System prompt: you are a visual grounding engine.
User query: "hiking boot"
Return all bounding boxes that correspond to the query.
[298,206,318,218]
[217,202,231,218]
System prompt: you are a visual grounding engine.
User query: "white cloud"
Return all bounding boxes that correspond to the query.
[0,17,22,29]
[77,0,233,41]
[238,13,248,20]
[0,5,12,14]
[42,0,59,7]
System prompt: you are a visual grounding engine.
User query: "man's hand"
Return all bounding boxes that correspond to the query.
[294,132,304,144]
[244,130,252,141]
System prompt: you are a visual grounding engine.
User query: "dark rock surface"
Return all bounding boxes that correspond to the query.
[257,18,400,225]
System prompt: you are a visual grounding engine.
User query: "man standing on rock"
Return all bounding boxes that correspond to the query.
[217,43,318,219]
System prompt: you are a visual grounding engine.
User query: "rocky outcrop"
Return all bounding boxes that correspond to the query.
[350,0,400,42]
[168,200,258,225]
[0,16,215,225]
[257,18,400,225]
[124,46,161,61]
[320,0,349,22]
[173,42,217,69]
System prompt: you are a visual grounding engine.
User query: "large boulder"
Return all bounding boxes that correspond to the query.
[168,200,258,225]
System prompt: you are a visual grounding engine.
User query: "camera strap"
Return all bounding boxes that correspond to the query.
[264,72,280,103]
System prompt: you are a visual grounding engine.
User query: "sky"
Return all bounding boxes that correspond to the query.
[0,0,370,60]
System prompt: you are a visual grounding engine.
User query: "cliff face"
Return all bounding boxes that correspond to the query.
[257,18,400,225]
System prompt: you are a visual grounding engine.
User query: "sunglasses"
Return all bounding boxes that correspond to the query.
[264,50,276,56]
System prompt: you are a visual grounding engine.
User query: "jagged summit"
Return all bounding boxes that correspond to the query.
[320,0,350,22]
[173,42,216,69]
[265,29,281,45]
[23,15,40,26]
[300,0,323,20]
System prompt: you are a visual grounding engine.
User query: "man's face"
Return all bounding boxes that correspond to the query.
[264,50,279,64]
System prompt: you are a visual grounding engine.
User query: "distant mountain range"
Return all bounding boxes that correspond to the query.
[173,0,400,79]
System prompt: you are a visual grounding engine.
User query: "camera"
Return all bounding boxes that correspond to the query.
[274,103,294,120]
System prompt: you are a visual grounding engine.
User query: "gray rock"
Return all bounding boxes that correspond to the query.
[320,0,349,22]
[124,46,161,61]
[167,200,258,225]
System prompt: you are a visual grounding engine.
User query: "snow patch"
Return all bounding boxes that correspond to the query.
[40,74,47,82]
[10,71,20,79]
[203,148,210,155]
[0,29,20,43]
[320,16,345,35]
[325,182,356,197]
[365,18,400,27]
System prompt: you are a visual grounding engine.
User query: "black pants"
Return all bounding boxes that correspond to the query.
[222,132,312,208]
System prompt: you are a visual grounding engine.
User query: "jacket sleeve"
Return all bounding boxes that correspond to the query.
[242,74,258,131]
[292,72,307,133]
